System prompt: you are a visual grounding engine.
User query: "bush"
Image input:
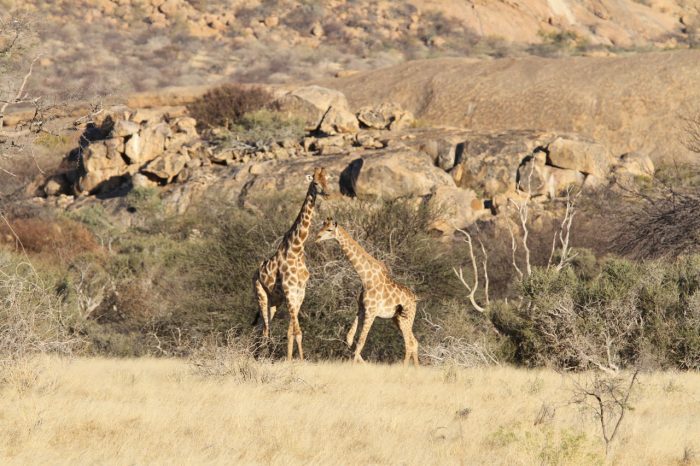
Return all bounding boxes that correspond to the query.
[0,251,82,372]
[136,195,491,363]
[492,256,700,370]
[187,84,274,130]
[0,216,101,263]
[226,109,305,146]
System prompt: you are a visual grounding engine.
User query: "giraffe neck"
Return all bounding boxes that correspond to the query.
[335,226,381,285]
[284,183,317,256]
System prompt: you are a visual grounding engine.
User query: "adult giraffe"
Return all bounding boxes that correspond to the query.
[252,167,330,361]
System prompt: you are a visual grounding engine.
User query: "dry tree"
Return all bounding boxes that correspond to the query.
[571,369,640,456]
[610,110,700,258]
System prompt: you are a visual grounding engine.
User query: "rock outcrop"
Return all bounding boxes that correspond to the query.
[73,107,201,194]
[275,85,357,132]
[356,102,414,131]
[40,90,654,235]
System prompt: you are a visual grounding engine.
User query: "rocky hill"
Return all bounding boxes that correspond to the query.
[6,0,699,100]
[326,50,700,163]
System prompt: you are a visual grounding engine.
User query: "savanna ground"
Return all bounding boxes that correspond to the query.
[1,356,698,465]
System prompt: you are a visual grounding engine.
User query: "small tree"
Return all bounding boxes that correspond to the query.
[571,369,640,456]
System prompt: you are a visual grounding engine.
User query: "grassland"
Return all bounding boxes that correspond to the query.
[1,357,698,465]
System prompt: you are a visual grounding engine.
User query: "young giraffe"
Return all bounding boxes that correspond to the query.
[253,167,329,361]
[315,218,419,365]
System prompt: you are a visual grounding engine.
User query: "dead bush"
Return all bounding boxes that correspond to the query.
[187,84,273,130]
[189,332,276,383]
[0,216,101,262]
[0,251,82,374]
[611,185,700,259]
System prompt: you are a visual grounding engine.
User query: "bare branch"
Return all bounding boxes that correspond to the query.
[0,54,40,129]
[454,228,487,313]
[508,197,532,277]
[506,215,523,279]
[547,187,581,272]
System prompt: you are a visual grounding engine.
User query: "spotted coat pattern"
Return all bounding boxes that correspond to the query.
[316,219,419,365]
[253,167,328,360]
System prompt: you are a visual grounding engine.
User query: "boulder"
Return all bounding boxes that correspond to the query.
[582,173,608,192]
[78,167,126,194]
[132,173,158,189]
[225,147,454,205]
[516,151,549,196]
[83,143,127,172]
[355,132,384,149]
[125,123,171,164]
[43,177,65,197]
[159,0,180,17]
[112,119,140,137]
[436,140,458,171]
[450,130,553,197]
[389,109,415,131]
[318,106,359,135]
[166,132,194,151]
[172,117,198,137]
[275,85,351,131]
[124,133,142,162]
[350,151,455,200]
[428,186,483,234]
[518,149,585,198]
[130,108,165,124]
[616,152,655,178]
[546,166,586,197]
[357,102,412,130]
[142,151,189,182]
[314,135,350,155]
[546,137,613,177]
[104,137,125,158]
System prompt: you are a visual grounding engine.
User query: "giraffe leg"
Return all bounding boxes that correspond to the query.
[286,318,294,361]
[292,311,304,361]
[396,316,419,366]
[254,279,270,340]
[284,287,305,361]
[392,315,409,364]
[353,311,376,364]
[399,303,419,366]
[346,315,359,347]
[347,290,364,347]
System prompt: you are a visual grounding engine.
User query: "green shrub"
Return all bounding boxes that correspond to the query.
[228,109,305,145]
[126,186,162,214]
[493,256,700,370]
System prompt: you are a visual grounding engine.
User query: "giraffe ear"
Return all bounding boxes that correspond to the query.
[305,174,313,182]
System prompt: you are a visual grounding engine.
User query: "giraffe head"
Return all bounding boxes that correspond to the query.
[315,217,339,243]
[305,167,330,198]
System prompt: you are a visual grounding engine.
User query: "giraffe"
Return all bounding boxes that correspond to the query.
[252,167,330,361]
[315,218,419,366]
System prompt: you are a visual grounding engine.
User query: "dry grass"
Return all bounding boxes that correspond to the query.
[1,357,698,465]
